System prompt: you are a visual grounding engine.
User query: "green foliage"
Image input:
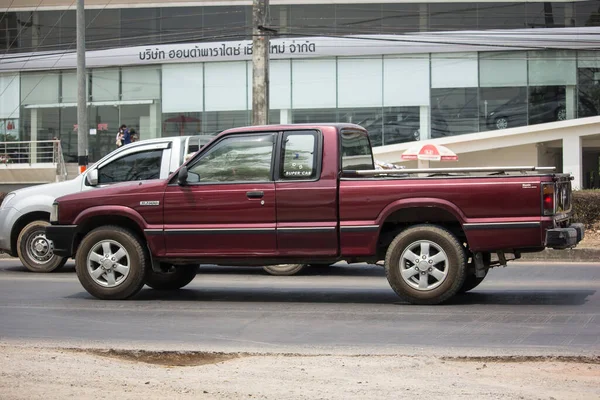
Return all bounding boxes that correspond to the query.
[572,190,600,228]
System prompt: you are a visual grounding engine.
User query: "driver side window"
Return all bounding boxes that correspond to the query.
[187,134,275,183]
[98,149,163,184]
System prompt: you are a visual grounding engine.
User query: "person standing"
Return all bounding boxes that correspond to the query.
[115,124,126,148]
[122,126,131,145]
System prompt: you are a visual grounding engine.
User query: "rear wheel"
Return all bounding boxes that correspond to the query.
[145,264,198,290]
[385,225,466,305]
[75,226,147,300]
[263,264,305,276]
[17,220,68,273]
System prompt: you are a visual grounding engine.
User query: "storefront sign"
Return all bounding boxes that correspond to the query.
[1,27,599,73]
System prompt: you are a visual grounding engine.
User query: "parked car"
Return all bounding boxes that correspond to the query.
[46,123,582,305]
[0,135,212,273]
[485,88,584,130]
[360,113,451,147]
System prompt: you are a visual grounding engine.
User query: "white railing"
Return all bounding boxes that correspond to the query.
[0,140,68,181]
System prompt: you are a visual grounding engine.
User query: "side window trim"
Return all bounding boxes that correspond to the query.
[274,129,323,182]
[159,148,172,179]
[182,132,277,185]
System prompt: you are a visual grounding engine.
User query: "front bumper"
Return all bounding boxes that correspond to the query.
[45,225,78,257]
[545,223,585,250]
[0,207,21,256]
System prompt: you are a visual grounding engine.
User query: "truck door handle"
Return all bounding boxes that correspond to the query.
[246,191,264,199]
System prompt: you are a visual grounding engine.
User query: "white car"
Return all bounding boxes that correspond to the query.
[0,135,212,272]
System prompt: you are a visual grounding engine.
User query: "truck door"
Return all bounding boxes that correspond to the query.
[162,133,277,257]
[275,129,338,256]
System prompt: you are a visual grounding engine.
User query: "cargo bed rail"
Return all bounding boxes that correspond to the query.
[343,166,557,177]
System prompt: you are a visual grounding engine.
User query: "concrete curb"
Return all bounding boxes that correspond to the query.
[517,247,600,262]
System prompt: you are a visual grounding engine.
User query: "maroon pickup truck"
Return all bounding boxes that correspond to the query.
[46,123,583,304]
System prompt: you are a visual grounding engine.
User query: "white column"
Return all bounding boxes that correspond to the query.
[419,4,428,32]
[419,105,430,141]
[280,109,291,124]
[566,85,576,120]
[563,135,582,189]
[31,108,38,163]
[564,2,574,27]
[279,7,289,35]
[148,101,161,139]
[418,159,430,169]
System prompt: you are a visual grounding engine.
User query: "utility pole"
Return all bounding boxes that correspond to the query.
[76,0,88,173]
[252,0,270,125]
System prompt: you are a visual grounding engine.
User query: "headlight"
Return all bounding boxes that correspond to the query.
[0,192,16,210]
[50,202,59,223]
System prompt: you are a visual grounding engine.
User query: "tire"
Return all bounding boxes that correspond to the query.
[384,225,467,305]
[145,264,197,290]
[556,107,567,121]
[17,220,68,273]
[263,264,305,276]
[495,116,509,130]
[75,226,148,300]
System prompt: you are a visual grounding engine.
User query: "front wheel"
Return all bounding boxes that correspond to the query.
[385,225,466,305]
[75,226,148,300]
[145,264,198,290]
[17,220,68,273]
[495,116,509,130]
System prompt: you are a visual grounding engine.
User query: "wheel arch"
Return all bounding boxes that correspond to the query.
[10,211,50,256]
[374,199,468,260]
[72,208,148,256]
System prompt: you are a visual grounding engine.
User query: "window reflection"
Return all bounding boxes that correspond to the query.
[528,86,567,125]
[431,88,478,136]
[481,87,527,131]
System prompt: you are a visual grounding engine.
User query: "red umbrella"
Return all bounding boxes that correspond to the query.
[163,115,201,136]
[401,143,458,162]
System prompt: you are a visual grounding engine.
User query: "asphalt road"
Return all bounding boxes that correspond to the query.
[0,259,598,355]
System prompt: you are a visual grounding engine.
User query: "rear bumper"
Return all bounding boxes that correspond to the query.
[545,223,585,250]
[45,225,77,257]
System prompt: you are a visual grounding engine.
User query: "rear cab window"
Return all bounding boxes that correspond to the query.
[340,129,375,172]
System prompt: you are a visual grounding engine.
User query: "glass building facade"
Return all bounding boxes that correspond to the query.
[1,2,600,162]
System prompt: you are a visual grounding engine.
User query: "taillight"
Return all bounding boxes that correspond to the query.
[542,183,555,216]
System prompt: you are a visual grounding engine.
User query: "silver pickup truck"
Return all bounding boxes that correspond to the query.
[0,135,212,272]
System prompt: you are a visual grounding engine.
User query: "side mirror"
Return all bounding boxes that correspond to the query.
[177,166,188,186]
[86,169,98,186]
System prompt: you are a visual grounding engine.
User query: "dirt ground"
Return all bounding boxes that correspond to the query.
[0,346,598,400]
